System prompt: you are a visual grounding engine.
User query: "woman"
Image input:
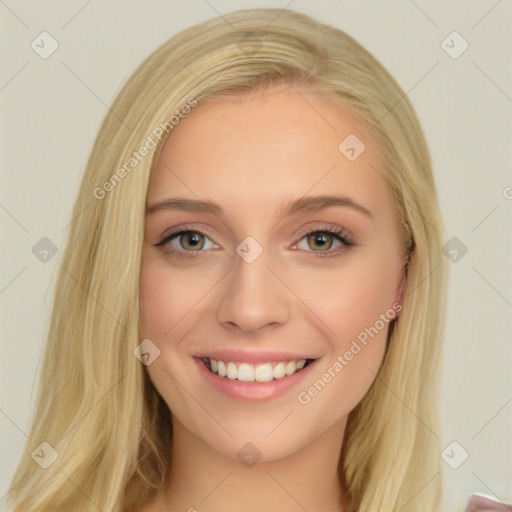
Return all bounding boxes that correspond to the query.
[7,8,448,511]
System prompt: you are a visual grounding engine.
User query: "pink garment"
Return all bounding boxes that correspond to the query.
[466,493,512,511]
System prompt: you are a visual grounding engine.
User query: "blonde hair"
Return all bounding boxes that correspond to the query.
[7,8,448,512]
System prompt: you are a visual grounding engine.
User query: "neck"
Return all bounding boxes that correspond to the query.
[156,416,349,511]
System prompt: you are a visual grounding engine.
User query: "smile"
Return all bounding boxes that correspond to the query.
[200,357,315,382]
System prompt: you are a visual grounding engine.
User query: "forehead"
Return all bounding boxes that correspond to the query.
[147,84,394,224]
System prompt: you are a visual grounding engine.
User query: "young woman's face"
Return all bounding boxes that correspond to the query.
[140,84,407,462]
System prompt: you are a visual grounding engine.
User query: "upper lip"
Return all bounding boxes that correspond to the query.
[193,349,318,364]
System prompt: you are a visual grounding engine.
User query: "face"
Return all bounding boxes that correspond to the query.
[139,83,407,463]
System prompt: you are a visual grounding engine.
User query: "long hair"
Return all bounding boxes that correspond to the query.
[7,8,448,511]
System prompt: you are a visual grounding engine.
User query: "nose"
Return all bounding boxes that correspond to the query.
[216,246,291,334]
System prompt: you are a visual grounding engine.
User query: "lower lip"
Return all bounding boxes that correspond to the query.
[194,357,317,402]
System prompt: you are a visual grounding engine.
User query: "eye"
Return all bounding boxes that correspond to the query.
[291,227,355,256]
[155,228,219,258]
[154,225,355,259]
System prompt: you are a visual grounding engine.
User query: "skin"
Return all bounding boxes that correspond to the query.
[138,83,408,512]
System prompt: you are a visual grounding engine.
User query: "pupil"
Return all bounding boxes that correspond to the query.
[310,232,332,251]
[185,233,202,249]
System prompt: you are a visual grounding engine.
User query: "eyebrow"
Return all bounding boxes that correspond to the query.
[146,194,373,220]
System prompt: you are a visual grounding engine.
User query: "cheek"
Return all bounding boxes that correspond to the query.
[139,257,202,406]
[295,256,398,344]
[140,257,191,340]
[139,261,171,338]
[139,254,206,338]
[292,255,398,408]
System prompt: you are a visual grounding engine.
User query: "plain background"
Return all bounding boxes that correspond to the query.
[1,1,511,511]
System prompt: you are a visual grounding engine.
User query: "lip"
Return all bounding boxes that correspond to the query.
[193,356,318,402]
[193,349,315,365]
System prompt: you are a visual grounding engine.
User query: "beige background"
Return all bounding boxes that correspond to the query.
[1,1,511,510]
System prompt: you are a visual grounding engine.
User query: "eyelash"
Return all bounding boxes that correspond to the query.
[154,224,356,260]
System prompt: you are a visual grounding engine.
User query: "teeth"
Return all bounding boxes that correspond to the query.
[226,362,237,380]
[285,361,296,376]
[255,363,273,382]
[273,362,286,379]
[205,358,309,382]
[238,363,255,382]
